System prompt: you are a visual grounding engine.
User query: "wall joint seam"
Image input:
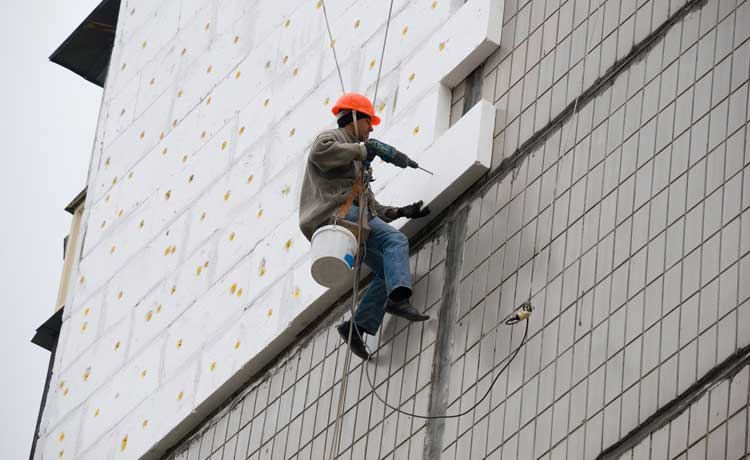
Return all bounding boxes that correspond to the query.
[423,206,469,459]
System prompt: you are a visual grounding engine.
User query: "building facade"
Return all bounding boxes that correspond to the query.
[36,0,750,459]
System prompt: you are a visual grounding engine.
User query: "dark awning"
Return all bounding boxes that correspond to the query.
[49,0,121,87]
[31,307,64,352]
[64,187,87,215]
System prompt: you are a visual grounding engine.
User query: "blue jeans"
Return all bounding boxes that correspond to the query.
[343,206,412,335]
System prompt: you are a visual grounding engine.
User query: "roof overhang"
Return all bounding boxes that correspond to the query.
[64,187,87,214]
[31,307,64,352]
[49,0,121,87]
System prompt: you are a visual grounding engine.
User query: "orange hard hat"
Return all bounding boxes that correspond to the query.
[331,93,381,126]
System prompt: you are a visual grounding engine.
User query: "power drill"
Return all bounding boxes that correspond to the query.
[365,139,432,174]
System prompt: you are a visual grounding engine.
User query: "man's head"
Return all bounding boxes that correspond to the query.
[337,110,373,141]
[331,93,380,142]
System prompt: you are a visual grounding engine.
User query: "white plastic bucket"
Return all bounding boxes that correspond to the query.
[310,224,358,288]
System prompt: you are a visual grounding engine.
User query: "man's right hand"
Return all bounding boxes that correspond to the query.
[365,138,392,162]
[365,139,415,169]
[364,143,378,162]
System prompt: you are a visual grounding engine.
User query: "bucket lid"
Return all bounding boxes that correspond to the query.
[311,224,356,241]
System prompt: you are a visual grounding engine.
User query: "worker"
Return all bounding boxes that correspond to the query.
[299,93,431,360]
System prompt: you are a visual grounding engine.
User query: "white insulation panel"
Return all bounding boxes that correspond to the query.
[39,0,501,459]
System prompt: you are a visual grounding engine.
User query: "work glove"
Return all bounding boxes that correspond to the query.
[365,139,417,169]
[364,144,378,162]
[397,201,431,219]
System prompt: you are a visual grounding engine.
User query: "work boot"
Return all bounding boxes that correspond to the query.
[384,298,430,322]
[336,320,370,360]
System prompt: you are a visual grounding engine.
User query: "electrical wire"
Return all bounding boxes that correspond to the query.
[361,314,528,420]
[346,173,530,420]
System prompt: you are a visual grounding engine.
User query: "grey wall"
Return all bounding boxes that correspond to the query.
[162,0,750,459]
[616,362,749,459]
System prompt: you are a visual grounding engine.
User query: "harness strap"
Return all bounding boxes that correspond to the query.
[333,171,370,242]
[337,173,361,218]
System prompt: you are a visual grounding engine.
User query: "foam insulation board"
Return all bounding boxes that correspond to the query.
[133,44,182,121]
[395,0,502,115]
[355,0,452,93]
[117,0,165,45]
[103,72,140,148]
[381,99,496,236]
[127,279,187,361]
[99,360,201,460]
[111,0,181,97]
[45,0,504,457]
[39,406,82,460]
[46,314,132,428]
[163,256,252,378]
[371,83,451,193]
[56,290,105,372]
[78,336,165,453]
[178,0,211,30]
[94,91,173,203]
[195,285,284,404]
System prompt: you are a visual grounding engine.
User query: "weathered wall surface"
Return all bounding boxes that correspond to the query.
[616,363,749,460]
[160,0,750,459]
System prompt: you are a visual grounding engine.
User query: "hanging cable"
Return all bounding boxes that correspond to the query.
[361,309,529,419]
[331,183,372,460]
[320,0,346,94]
[351,187,531,419]
[372,0,395,108]
[325,3,397,457]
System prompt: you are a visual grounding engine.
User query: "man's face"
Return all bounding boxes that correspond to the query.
[355,116,373,141]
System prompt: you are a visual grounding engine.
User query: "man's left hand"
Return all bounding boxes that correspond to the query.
[397,201,431,219]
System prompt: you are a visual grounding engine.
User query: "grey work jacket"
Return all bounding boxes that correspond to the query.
[299,128,398,241]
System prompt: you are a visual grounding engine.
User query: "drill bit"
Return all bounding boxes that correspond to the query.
[405,157,434,175]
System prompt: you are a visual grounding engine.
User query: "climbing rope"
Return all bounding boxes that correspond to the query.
[322,2,397,458]
[372,0,395,108]
[320,0,346,93]
[318,0,550,454]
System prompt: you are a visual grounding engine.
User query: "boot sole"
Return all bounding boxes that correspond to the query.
[336,324,370,360]
[383,307,430,322]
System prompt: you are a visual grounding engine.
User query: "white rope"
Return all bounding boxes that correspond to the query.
[324,2,397,455]
[372,0,395,108]
[320,0,346,94]
[318,0,351,454]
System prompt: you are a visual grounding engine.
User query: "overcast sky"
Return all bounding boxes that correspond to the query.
[1,1,103,458]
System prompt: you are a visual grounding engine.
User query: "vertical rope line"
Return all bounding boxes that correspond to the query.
[372,0,395,107]
[320,0,346,94]
[327,2,395,456]
[319,1,350,451]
